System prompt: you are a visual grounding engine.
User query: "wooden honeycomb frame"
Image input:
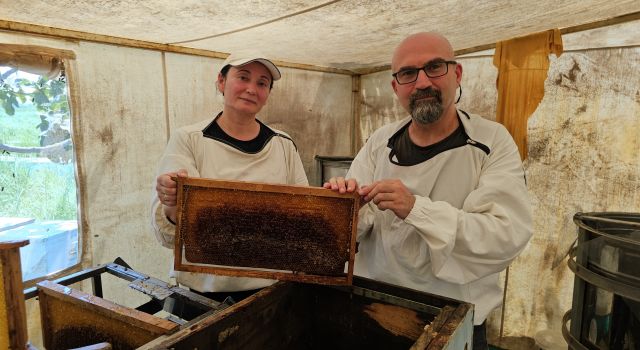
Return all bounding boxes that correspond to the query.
[174,177,359,285]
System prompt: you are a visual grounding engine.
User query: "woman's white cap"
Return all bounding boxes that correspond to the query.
[221,53,281,81]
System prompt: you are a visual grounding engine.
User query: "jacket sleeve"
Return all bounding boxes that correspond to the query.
[404,126,533,284]
[346,135,380,241]
[150,129,201,249]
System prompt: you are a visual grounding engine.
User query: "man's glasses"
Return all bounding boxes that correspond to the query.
[392,60,457,85]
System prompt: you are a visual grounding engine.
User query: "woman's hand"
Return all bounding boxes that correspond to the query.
[156,169,188,223]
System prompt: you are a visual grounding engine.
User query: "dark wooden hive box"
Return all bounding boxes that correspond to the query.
[174,177,360,285]
[139,277,475,349]
[37,280,177,350]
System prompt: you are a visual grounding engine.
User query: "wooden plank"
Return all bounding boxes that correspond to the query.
[174,177,359,285]
[140,282,300,349]
[410,306,456,349]
[37,280,177,349]
[176,176,359,198]
[411,304,474,350]
[0,240,29,350]
[0,240,29,250]
[0,43,76,60]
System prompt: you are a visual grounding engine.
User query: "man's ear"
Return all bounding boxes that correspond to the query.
[455,63,463,85]
[391,79,398,94]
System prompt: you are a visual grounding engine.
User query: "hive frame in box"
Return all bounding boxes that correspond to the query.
[174,177,360,285]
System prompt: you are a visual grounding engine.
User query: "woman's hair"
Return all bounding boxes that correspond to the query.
[220,64,274,90]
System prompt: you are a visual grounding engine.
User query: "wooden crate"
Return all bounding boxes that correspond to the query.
[37,280,178,350]
[174,177,360,285]
[139,277,474,350]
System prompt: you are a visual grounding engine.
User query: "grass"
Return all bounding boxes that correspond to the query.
[0,104,41,147]
[0,104,77,221]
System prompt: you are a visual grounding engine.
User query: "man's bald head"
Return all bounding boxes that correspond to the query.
[391,32,455,72]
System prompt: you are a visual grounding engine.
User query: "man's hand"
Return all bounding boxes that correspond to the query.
[156,169,188,223]
[359,179,415,219]
[323,176,359,194]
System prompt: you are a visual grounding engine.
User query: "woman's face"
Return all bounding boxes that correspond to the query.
[218,62,272,117]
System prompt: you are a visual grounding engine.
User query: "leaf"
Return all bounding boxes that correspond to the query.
[33,90,49,105]
[9,94,19,107]
[51,83,63,96]
[36,118,49,131]
[2,100,15,116]
[51,101,69,112]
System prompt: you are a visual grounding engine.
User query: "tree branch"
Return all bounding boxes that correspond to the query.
[1,68,18,81]
[0,139,71,154]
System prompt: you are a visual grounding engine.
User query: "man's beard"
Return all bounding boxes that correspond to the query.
[409,87,443,124]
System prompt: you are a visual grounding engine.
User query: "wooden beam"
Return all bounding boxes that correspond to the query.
[351,75,362,155]
[457,11,640,55]
[0,43,75,60]
[560,10,640,35]
[0,240,30,350]
[0,19,354,75]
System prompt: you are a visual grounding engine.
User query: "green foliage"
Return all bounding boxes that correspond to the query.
[0,74,69,117]
[0,158,77,220]
[0,68,77,222]
[0,104,40,146]
[0,69,71,148]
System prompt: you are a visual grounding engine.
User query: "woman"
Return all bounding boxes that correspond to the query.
[150,53,308,310]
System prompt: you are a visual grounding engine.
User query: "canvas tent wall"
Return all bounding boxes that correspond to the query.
[0,29,357,349]
[1,2,640,348]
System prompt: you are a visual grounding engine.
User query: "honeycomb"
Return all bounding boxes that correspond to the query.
[178,182,357,277]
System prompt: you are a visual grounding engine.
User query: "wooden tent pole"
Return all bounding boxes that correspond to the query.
[0,240,30,350]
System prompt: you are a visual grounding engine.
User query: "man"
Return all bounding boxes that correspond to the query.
[324,32,532,348]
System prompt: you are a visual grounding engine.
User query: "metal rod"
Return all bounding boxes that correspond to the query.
[93,274,103,298]
[577,214,640,228]
[350,286,442,315]
[567,252,640,302]
[561,311,590,350]
[499,266,509,339]
[23,264,107,299]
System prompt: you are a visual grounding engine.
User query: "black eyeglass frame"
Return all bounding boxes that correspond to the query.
[392,60,458,85]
